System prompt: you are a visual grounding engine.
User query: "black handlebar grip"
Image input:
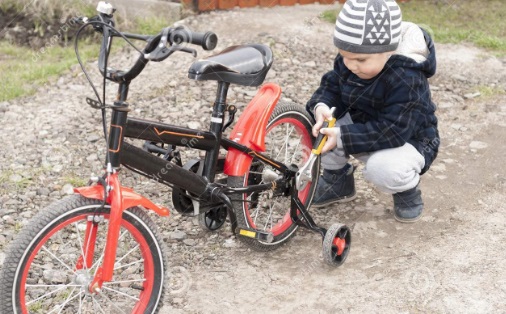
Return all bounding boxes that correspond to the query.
[171,28,218,51]
[190,31,218,51]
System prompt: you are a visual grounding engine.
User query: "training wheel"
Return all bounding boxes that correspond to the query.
[322,223,351,267]
[198,205,228,231]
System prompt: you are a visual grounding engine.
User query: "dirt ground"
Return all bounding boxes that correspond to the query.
[1,3,506,313]
[171,6,506,313]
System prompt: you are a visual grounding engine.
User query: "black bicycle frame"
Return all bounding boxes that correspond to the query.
[107,81,294,204]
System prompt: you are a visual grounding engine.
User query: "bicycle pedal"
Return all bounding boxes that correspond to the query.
[237,228,274,243]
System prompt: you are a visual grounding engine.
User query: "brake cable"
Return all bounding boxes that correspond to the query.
[74,19,145,213]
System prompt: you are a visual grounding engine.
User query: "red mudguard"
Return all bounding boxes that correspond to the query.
[224,83,282,176]
[74,184,170,217]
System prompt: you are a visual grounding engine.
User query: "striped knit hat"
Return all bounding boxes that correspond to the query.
[334,0,402,54]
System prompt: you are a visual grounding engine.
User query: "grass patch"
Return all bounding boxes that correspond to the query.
[64,175,88,187]
[0,41,99,102]
[0,1,179,102]
[476,85,506,97]
[0,0,96,23]
[322,0,506,52]
[0,170,32,190]
[135,15,175,36]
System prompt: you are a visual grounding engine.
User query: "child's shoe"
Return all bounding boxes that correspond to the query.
[393,186,424,223]
[312,163,356,208]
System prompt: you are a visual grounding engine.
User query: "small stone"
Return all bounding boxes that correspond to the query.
[435,175,448,180]
[37,188,51,196]
[168,230,187,241]
[87,134,101,143]
[469,141,488,150]
[61,184,74,195]
[9,174,23,183]
[39,130,49,137]
[186,121,201,129]
[0,101,9,113]
[373,273,384,281]
[52,164,63,173]
[303,61,316,67]
[430,163,446,172]
[182,239,196,246]
[452,74,467,82]
[68,84,84,91]
[86,154,98,162]
[172,298,184,305]
[3,215,15,225]
[43,269,67,283]
[438,102,454,109]
[441,159,455,164]
[464,92,481,99]
[223,238,237,248]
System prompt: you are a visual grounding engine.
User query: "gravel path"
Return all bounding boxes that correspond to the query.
[1,4,506,313]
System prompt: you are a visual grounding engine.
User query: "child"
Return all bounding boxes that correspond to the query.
[306,0,439,222]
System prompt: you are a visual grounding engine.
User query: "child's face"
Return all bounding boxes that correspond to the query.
[339,50,391,80]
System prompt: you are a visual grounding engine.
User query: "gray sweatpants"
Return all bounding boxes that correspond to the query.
[322,114,425,195]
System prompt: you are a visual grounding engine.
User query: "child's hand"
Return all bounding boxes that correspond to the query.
[312,104,333,137]
[319,127,341,153]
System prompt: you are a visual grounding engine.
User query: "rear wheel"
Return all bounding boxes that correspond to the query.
[0,195,167,314]
[228,103,319,251]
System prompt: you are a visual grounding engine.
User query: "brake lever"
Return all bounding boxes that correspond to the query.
[170,46,197,57]
[145,27,198,61]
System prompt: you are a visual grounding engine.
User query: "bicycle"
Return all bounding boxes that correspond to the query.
[0,2,351,313]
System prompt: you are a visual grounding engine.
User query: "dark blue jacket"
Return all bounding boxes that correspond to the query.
[306,31,439,174]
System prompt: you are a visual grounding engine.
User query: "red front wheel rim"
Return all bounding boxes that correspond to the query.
[19,212,155,314]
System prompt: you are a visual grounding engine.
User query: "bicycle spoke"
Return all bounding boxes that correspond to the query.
[96,288,130,314]
[103,278,146,285]
[289,140,302,165]
[26,285,68,306]
[79,290,83,314]
[91,229,128,273]
[53,287,78,314]
[74,222,88,271]
[102,286,140,302]
[26,284,81,288]
[93,296,107,314]
[115,244,140,265]
[41,245,74,274]
[284,124,289,164]
[263,203,274,231]
[113,259,144,271]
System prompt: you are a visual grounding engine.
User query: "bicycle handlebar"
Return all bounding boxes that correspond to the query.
[73,12,218,83]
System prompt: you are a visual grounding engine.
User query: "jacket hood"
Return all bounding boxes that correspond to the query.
[388,22,436,78]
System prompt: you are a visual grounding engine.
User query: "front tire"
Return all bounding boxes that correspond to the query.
[228,103,319,251]
[0,195,167,314]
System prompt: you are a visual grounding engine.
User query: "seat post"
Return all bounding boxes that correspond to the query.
[202,81,230,181]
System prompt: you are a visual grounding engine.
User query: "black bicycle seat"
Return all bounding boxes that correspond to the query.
[188,44,273,87]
